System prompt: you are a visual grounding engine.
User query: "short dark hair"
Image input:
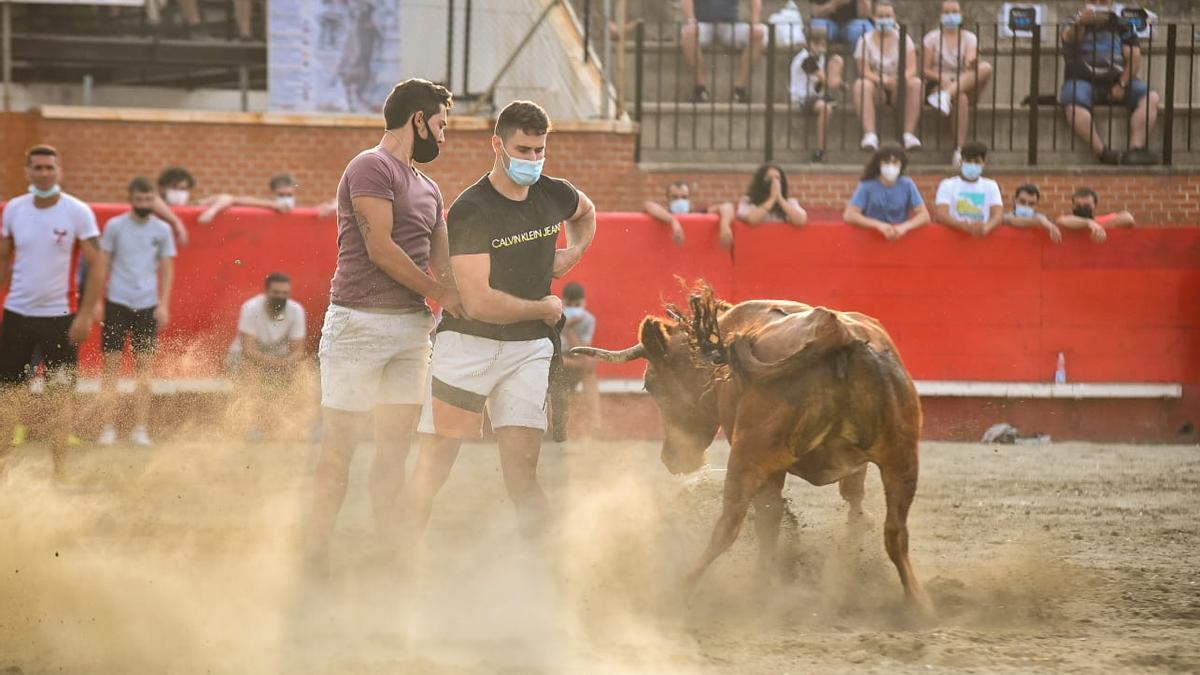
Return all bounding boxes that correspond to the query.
[1014,183,1041,201]
[265,272,291,289]
[495,100,551,141]
[961,141,988,162]
[128,176,155,194]
[269,173,296,191]
[563,282,586,302]
[862,143,908,181]
[158,167,196,189]
[666,180,689,198]
[26,145,58,165]
[1073,187,1099,204]
[383,78,453,130]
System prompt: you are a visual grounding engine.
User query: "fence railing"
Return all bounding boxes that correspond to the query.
[630,20,1200,166]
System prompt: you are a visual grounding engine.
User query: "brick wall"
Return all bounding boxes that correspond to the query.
[3,109,1199,224]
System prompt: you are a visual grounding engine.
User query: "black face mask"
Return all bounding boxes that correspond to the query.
[411,116,440,163]
[1073,205,1095,219]
[133,207,153,219]
[267,297,287,312]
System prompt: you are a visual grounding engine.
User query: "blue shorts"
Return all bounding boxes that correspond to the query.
[1059,78,1149,111]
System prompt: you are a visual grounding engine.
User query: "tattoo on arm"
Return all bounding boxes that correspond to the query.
[354,210,370,238]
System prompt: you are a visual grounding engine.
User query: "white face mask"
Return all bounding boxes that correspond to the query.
[880,164,902,183]
[276,196,296,209]
[165,189,190,206]
[563,306,585,320]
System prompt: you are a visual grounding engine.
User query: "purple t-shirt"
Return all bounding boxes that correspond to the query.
[329,147,444,310]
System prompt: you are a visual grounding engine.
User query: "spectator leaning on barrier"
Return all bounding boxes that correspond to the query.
[1003,183,1064,243]
[843,142,929,240]
[922,0,993,167]
[809,0,872,48]
[643,180,736,249]
[1060,0,1159,166]
[738,164,808,226]
[151,167,191,245]
[198,172,298,224]
[1053,187,1135,243]
[96,177,177,448]
[561,282,601,438]
[933,141,1003,237]
[854,0,923,152]
[789,27,843,163]
[681,0,767,103]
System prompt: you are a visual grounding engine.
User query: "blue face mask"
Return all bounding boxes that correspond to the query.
[502,146,545,187]
[668,198,691,215]
[961,162,984,180]
[941,13,962,27]
[875,18,897,32]
[28,183,61,199]
[1014,204,1036,218]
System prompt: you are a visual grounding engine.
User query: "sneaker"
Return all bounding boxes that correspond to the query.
[1098,147,1121,165]
[11,423,28,448]
[861,132,880,151]
[936,90,953,116]
[97,425,117,446]
[926,90,941,110]
[903,132,923,150]
[690,85,710,103]
[952,148,963,168]
[1121,148,1158,166]
[732,87,748,104]
[812,148,826,163]
[129,425,152,447]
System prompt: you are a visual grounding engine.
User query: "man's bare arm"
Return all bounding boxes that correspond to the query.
[553,190,597,278]
[0,236,12,291]
[152,195,189,246]
[452,253,558,325]
[354,195,451,303]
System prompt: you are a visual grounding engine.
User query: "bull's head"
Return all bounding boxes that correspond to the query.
[572,314,724,475]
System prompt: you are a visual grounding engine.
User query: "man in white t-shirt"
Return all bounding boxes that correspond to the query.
[0,145,107,478]
[933,141,1004,237]
[228,272,307,439]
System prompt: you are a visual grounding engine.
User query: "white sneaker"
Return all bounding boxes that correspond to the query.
[952,148,963,168]
[130,425,152,447]
[936,90,953,116]
[903,132,923,150]
[97,425,117,446]
[861,132,880,151]
[926,91,941,109]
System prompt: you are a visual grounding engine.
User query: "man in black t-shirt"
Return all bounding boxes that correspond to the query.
[406,100,597,540]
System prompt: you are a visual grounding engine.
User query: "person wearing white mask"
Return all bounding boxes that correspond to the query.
[843,143,929,240]
[404,100,597,545]
[933,141,1004,237]
[642,180,736,249]
[853,0,923,151]
[559,281,601,438]
[197,172,300,224]
[922,0,993,167]
[1003,184,1065,243]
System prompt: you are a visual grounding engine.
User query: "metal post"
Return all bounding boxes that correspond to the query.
[2,1,11,112]
[615,0,626,117]
[463,0,472,94]
[601,0,612,119]
[1028,25,1041,165]
[445,0,455,91]
[82,74,93,106]
[582,0,591,63]
[239,65,249,112]
[895,24,907,143]
[1163,24,1177,166]
[764,23,776,162]
[633,20,643,162]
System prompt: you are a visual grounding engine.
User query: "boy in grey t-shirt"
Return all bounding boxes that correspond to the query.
[96,177,177,447]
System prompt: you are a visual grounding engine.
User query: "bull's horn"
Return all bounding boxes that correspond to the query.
[569,345,647,362]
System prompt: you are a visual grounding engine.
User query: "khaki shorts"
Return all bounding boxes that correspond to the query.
[318,304,434,412]
[417,331,553,439]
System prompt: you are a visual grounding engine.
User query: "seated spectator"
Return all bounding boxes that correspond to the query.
[1002,183,1064,243]
[153,166,192,245]
[680,0,767,103]
[789,27,844,162]
[1053,187,1135,243]
[922,0,993,166]
[854,0,923,151]
[809,0,872,48]
[198,173,297,224]
[1060,0,1159,165]
[738,165,807,226]
[561,282,601,438]
[843,143,929,240]
[227,272,307,440]
[933,141,1003,237]
[643,180,736,249]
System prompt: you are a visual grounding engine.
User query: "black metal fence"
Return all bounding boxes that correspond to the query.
[630,20,1200,166]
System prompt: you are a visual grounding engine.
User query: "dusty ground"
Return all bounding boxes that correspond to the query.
[0,436,1198,674]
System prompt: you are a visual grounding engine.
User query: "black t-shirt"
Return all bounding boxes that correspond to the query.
[439,173,580,341]
[811,0,858,24]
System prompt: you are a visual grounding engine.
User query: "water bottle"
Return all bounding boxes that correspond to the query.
[1054,352,1067,384]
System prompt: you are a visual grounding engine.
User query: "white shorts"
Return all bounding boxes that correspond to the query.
[689,21,756,48]
[417,331,553,439]
[318,304,434,412]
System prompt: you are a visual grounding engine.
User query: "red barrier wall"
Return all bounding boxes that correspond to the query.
[1,206,1197,385]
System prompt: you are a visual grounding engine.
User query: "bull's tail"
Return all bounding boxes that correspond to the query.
[728,308,863,382]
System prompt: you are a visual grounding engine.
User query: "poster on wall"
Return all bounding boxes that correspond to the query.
[268,0,400,114]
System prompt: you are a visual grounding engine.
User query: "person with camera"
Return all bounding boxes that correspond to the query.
[1060,0,1159,165]
[789,27,843,162]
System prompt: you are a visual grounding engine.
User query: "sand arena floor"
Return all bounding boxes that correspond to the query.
[0,436,1197,674]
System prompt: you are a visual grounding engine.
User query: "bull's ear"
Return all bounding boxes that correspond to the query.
[639,317,671,360]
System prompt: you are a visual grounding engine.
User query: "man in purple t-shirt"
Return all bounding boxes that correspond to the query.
[306,78,464,573]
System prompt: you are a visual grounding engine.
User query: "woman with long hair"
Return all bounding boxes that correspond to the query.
[737,164,807,226]
[843,143,929,240]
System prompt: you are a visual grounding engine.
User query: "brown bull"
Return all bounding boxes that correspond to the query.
[572,287,928,609]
